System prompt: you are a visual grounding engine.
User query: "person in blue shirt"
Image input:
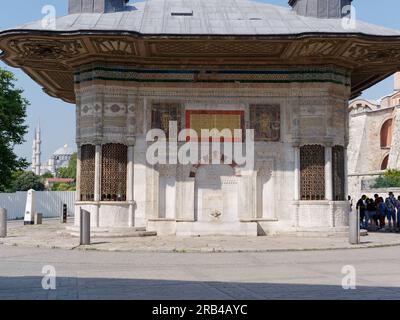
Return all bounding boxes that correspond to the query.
[396,196,400,233]
[376,197,386,230]
[385,192,397,232]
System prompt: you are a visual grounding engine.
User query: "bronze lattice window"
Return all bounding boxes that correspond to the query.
[101,143,127,201]
[80,144,95,201]
[249,104,280,141]
[151,103,181,138]
[332,146,345,201]
[300,145,325,200]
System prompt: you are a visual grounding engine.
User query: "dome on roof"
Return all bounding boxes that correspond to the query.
[53,144,74,156]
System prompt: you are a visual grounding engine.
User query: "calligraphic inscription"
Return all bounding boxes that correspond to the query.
[250,105,280,141]
[186,110,244,142]
[151,103,181,138]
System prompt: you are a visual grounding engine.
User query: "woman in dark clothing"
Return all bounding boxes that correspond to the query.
[377,197,386,229]
[356,195,367,229]
[367,198,377,230]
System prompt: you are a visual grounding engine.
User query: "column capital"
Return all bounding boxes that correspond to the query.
[127,137,136,147]
[291,138,301,148]
[324,138,334,148]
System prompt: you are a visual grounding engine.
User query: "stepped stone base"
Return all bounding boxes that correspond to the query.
[63,226,157,238]
[281,226,350,238]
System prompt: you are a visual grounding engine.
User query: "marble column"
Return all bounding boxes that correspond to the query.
[325,146,333,201]
[293,145,300,228]
[94,144,102,227]
[344,147,349,200]
[294,146,300,201]
[75,146,81,202]
[127,143,135,227]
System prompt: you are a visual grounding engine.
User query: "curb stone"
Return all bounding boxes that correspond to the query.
[2,241,400,253]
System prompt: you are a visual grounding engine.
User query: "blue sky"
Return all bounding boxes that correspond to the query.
[1,0,399,164]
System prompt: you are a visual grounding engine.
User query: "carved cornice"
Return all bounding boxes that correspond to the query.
[74,66,351,87]
[1,32,400,103]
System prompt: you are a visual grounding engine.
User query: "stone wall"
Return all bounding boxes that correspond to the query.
[348,104,393,174]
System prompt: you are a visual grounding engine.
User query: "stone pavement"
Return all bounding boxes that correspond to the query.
[1,219,400,253]
[1,245,400,300]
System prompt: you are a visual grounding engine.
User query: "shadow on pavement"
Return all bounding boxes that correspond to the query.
[0,276,398,300]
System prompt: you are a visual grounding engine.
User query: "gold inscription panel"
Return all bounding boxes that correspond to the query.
[186,110,244,142]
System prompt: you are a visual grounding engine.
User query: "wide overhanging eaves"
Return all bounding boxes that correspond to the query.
[1,29,400,103]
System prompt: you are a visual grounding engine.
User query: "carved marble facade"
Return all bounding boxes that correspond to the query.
[73,65,350,235]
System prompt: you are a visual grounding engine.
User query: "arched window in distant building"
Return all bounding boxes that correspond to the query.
[381,155,389,171]
[380,119,393,148]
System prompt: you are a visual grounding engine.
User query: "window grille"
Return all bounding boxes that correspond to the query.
[101,143,127,201]
[300,145,325,200]
[80,144,95,201]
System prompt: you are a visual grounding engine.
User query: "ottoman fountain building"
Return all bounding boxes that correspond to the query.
[1,0,400,235]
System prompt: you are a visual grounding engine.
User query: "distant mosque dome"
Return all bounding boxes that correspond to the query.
[51,144,75,175]
[54,144,74,156]
[31,124,76,176]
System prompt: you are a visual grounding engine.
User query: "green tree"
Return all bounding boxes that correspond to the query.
[57,153,77,179]
[41,172,54,179]
[373,170,400,188]
[52,182,76,192]
[0,69,29,191]
[11,171,45,191]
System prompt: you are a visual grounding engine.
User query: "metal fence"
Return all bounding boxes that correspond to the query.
[0,191,75,220]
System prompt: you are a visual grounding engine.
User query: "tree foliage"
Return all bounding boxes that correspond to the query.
[52,182,76,192]
[373,170,400,188]
[57,153,77,179]
[0,69,29,191]
[10,171,45,192]
[41,172,54,179]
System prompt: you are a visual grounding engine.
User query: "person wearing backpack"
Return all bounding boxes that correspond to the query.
[366,198,377,231]
[377,197,386,230]
[385,192,397,232]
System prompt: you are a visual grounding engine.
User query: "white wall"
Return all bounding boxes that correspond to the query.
[0,191,75,220]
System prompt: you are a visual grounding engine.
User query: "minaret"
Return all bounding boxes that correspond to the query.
[31,137,36,174]
[32,124,41,176]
